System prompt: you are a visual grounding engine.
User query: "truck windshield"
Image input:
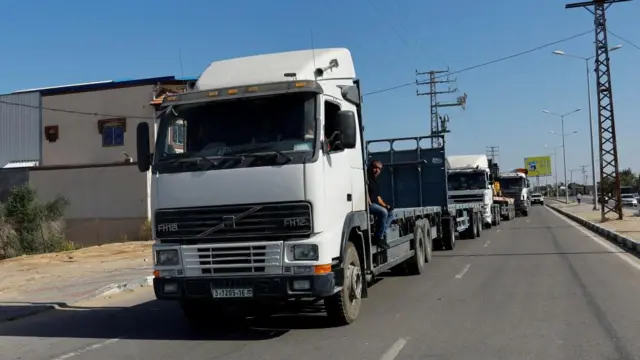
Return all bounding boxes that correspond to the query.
[153,92,317,172]
[448,172,487,191]
[498,177,525,190]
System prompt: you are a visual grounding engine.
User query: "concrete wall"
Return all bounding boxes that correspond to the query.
[0,93,41,166]
[41,86,155,166]
[29,164,149,246]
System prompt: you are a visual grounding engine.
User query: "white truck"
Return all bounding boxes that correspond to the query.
[447,155,498,228]
[498,169,531,216]
[134,48,482,327]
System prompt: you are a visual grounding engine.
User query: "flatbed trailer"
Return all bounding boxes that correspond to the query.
[365,135,484,274]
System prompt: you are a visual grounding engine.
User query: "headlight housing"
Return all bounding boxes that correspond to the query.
[156,249,180,266]
[293,244,318,261]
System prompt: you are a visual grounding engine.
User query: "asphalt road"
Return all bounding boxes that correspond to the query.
[3,206,640,360]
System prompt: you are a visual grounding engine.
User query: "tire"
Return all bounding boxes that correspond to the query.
[325,242,362,326]
[424,222,433,263]
[522,209,529,217]
[475,214,482,237]
[442,217,456,250]
[463,212,476,239]
[407,225,426,275]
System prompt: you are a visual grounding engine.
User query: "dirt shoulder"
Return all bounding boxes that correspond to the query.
[0,241,153,297]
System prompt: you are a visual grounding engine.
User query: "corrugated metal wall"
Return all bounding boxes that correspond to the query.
[0,92,41,167]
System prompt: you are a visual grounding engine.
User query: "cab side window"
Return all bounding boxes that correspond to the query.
[324,101,342,151]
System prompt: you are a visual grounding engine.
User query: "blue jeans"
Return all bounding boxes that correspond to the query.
[370,204,393,238]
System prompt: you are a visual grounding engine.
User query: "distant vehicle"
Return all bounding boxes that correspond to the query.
[620,194,638,207]
[531,193,544,206]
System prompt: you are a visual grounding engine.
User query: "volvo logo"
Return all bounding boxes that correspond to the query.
[196,206,263,237]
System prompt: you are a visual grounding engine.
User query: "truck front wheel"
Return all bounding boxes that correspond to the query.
[325,242,362,326]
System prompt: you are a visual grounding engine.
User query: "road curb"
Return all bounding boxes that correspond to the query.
[0,275,154,323]
[546,203,640,255]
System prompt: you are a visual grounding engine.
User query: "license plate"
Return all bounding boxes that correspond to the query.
[211,288,253,298]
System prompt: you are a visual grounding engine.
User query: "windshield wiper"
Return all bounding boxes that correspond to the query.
[247,149,292,163]
[227,145,293,163]
[158,153,245,170]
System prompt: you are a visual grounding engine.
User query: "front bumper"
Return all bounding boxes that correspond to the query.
[531,199,544,204]
[153,273,337,301]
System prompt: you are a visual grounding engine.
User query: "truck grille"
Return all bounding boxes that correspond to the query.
[181,241,283,276]
[448,194,484,204]
[155,202,312,240]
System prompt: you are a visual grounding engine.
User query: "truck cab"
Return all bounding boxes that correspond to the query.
[498,170,530,216]
[135,48,433,327]
[447,155,494,228]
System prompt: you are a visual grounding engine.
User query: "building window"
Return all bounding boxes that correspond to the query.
[97,118,127,147]
[172,122,185,145]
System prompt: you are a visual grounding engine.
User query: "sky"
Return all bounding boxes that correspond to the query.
[0,0,638,184]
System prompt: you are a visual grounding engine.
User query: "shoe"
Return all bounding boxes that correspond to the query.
[374,235,390,250]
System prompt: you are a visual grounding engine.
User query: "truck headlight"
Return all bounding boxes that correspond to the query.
[156,249,180,266]
[293,244,318,261]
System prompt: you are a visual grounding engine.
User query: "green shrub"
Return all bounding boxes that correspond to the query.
[0,184,73,259]
[138,219,152,241]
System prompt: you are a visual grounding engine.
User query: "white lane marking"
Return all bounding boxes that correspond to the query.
[51,338,121,360]
[380,337,409,360]
[484,240,491,247]
[455,264,471,279]
[496,229,501,233]
[546,207,640,271]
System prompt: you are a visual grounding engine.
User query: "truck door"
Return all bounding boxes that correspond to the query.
[323,98,353,226]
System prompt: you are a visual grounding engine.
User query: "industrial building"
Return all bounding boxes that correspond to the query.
[0,76,194,245]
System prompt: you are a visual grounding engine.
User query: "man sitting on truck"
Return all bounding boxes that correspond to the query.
[368,160,392,250]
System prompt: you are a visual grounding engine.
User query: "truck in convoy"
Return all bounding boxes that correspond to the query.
[134,48,483,327]
[447,154,515,228]
[497,168,531,216]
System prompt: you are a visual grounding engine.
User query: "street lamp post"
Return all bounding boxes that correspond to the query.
[543,109,581,203]
[552,45,622,210]
[545,144,563,200]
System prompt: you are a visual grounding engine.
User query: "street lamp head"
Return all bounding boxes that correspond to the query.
[542,110,550,114]
[610,44,623,51]
[549,130,556,134]
[552,50,565,55]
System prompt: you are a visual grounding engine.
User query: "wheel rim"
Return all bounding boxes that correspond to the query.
[418,236,424,266]
[348,264,362,303]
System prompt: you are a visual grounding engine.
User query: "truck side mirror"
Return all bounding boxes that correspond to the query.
[136,122,151,172]
[336,110,357,149]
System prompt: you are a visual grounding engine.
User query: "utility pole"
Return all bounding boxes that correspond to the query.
[580,165,588,185]
[486,146,500,165]
[565,0,630,221]
[416,69,467,147]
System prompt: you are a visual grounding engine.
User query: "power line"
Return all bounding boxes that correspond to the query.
[608,30,640,50]
[0,29,597,116]
[363,29,594,96]
[0,99,153,120]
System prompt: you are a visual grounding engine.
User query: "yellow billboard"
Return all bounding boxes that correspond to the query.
[524,156,552,177]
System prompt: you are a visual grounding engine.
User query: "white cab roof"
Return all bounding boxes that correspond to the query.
[196,48,356,91]
[447,154,489,170]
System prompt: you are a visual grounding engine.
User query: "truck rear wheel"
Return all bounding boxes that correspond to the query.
[463,212,476,239]
[442,217,456,250]
[407,225,426,275]
[325,242,362,326]
[424,221,433,263]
